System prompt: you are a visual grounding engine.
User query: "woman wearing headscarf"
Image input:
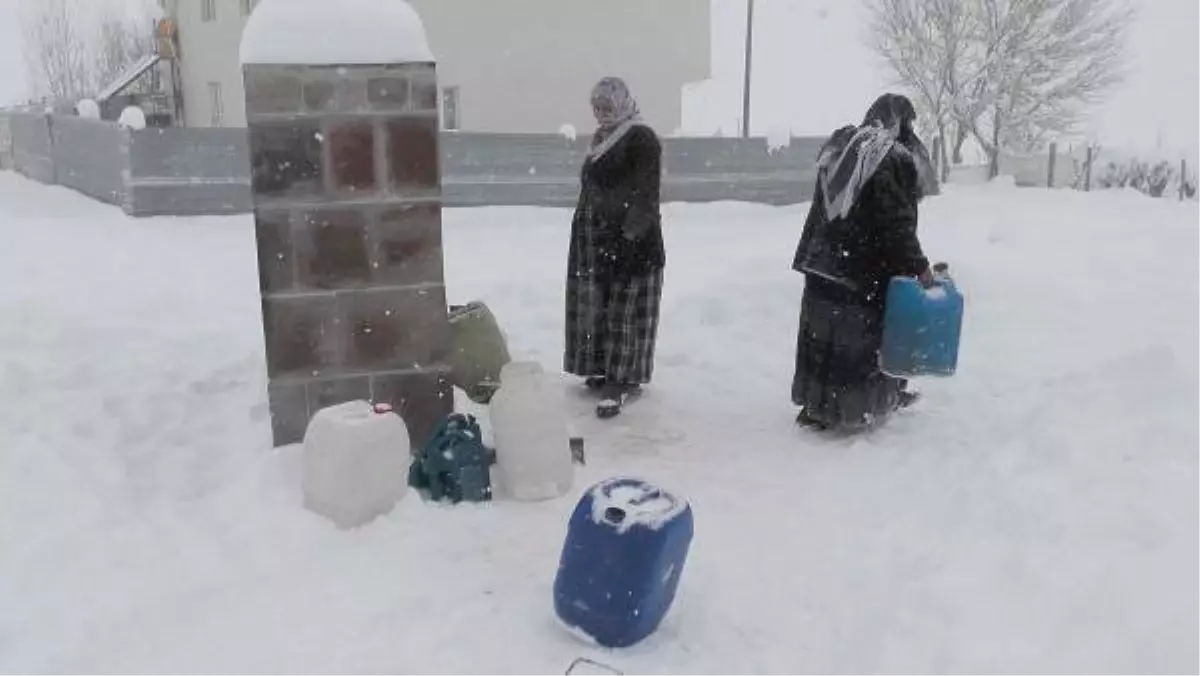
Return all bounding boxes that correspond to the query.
[564,77,666,419]
[791,93,937,432]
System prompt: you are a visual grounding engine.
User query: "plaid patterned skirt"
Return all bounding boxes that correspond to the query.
[564,269,664,385]
[791,275,903,430]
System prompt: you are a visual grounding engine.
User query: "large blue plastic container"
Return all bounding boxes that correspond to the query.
[880,275,964,377]
[553,477,694,648]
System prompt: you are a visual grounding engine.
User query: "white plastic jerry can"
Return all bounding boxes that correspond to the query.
[489,361,573,501]
[302,400,410,529]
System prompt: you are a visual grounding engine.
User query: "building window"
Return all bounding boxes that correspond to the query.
[201,0,216,22]
[241,0,257,15]
[441,86,460,131]
[207,82,224,127]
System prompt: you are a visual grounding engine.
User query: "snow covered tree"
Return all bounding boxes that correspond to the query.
[94,11,157,97]
[964,0,1133,177]
[867,0,975,178]
[21,0,91,103]
[21,0,158,104]
[868,0,1132,179]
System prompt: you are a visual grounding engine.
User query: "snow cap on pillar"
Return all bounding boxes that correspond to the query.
[240,0,434,66]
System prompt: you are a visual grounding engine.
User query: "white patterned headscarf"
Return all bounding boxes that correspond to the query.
[817,93,923,221]
[589,77,642,160]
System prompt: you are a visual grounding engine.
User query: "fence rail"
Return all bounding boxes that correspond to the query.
[6,112,1186,215]
[0,112,830,216]
[999,143,1196,200]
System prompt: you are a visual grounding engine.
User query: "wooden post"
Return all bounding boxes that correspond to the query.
[1084,146,1093,192]
[1181,159,1188,201]
[931,136,943,183]
[1047,142,1057,188]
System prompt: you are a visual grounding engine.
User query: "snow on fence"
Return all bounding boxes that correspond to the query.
[0,111,829,216]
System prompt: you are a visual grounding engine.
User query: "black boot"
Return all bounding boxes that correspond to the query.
[596,383,640,419]
[897,389,921,409]
[796,408,828,431]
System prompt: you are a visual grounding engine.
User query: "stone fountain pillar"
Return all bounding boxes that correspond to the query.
[239,0,451,448]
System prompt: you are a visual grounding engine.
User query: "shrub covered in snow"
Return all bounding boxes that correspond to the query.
[765,127,791,154]
[1094,158,1192,199]
[117,106,147,130]
[76,99,101,120]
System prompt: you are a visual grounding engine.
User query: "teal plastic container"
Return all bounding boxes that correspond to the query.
[880,275,964,377]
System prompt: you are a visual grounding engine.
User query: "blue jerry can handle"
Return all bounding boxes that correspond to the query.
[881,270,963,378]
[931,275,955,293]
[930,262,954,289]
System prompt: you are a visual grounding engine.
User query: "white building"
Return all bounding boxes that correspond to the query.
[160,0,710,133]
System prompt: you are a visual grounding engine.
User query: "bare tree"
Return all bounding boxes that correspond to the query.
[21,0,91,104]
[867,0,1131,179]
[94,11,157,96]
[21,0,158,106]
[867,0,976,179]
[965,0,1133,177]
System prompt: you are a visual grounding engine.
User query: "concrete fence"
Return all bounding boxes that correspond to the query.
[1,111,828,216]
[123,127,251,216]
[2,113,250,216]
[8,113,56,185]
[0,115,10,171]
[51,116,126,205]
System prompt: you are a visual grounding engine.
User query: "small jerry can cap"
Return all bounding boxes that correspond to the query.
[588,477,688,534]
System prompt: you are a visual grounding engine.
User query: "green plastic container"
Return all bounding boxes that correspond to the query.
[448,301,511,404]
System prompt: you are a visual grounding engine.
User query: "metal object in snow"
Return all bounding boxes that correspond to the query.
[565,657,622,675]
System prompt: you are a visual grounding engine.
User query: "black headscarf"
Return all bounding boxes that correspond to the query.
[817,93,936,220]
[862,92,917,130]
[871,95,939,198]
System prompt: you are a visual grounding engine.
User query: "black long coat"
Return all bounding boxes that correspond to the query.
[567,125,666,281]
[790,146,929,429]
[793,148,929,306]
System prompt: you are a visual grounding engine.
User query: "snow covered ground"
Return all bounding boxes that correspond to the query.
[0,171,1196,674]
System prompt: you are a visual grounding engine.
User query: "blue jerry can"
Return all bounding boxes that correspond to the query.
[880,275,964,377]
[553,477,694,649]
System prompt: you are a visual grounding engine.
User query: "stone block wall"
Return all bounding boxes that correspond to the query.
[243,63,452,448]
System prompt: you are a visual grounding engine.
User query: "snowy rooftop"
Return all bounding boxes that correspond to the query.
[240,0,433,66]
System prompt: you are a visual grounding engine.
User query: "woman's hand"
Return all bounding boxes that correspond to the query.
[918,268,936,287]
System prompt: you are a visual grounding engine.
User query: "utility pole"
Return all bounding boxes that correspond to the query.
[741,0,755,138]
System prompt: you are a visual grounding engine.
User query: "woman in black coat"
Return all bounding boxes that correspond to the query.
[564,77,666,419]
[791,93,935,432]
